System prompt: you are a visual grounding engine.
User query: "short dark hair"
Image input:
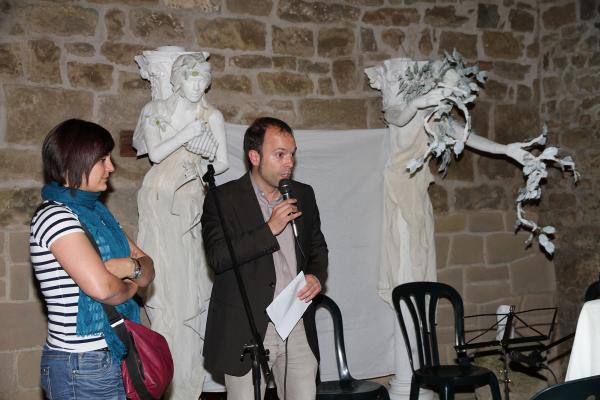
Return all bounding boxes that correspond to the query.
[243,117,293,170]
[42,119,115,189]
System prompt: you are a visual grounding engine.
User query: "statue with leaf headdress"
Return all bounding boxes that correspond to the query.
[365,50,578,400]
[365,51,579,302]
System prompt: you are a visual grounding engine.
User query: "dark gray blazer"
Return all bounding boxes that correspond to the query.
[201,172,328,376]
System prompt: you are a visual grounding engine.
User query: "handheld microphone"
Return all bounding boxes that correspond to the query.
[278,179,299,239]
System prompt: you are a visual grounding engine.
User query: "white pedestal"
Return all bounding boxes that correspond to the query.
[389,319,435,400]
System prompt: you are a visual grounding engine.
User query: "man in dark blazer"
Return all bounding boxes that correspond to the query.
[201,117,328,400]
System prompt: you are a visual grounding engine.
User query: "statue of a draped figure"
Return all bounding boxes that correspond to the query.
[133,47,229,400]
[365,53,577,399]
[366,53,579,303]
[365,58,440,305]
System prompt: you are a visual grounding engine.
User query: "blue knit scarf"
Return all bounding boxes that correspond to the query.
[42,182,140,360]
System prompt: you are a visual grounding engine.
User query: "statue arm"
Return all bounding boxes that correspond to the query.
[384,105,418,128]
[206,111,229,174]
[182,110,229,174]
[142,114,204,164]
[385,88,449,128]
[466,133,534,165]
[447,119,534,166]
[369,52,577,255]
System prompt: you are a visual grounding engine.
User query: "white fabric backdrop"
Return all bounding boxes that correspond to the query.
[566,299,600,381]
[210,123,396,382]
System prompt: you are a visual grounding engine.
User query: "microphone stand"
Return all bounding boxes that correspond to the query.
[499,306,516,400]
[203,164,273,400]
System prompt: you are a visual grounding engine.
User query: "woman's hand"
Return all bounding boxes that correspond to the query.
[105,257,136,280]
[126,237,155,288]
[102,238,156,288]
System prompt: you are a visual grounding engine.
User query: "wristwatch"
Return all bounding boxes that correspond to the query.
[131,258,142,280]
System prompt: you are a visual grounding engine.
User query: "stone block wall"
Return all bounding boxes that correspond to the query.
[0,0,597,398]
[434,211,556,359]
[536,0,600,374]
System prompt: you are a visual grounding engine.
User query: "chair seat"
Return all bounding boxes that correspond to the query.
[317,379,389,400]
[414,364,497,387]
[530,374,600,399]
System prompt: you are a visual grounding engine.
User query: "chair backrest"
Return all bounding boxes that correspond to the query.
[391,282,465,372]
[312,294,353,382]
[584,273,600,302]
[530,375,600,399]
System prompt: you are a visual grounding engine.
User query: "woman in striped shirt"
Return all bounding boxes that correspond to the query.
[31,119,155,399]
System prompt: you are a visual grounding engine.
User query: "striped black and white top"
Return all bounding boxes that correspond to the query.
[30,201,107,352]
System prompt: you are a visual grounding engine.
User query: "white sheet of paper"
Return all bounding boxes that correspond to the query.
[266,271,311,340]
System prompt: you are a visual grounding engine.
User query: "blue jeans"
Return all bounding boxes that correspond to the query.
[40,345,125,400]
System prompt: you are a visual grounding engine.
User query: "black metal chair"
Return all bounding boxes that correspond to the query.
[529,374,600,399]
[391,282,502,400]
[584,272,600,301]
[313,294,390,400]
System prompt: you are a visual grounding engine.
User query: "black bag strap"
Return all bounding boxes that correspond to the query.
[79,224,155,400]
[102,304,155,400]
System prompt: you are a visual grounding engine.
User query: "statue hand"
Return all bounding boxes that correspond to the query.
[185,133,206,154]
[183,120,210,153]
[185,122,219,159]
[181,119,207,142]
[385,88,450,127]
[200,133,219,161]
[182,160,200,181]
[412,88,449,109]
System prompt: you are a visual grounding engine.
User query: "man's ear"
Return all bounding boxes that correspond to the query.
[248,150,261,167]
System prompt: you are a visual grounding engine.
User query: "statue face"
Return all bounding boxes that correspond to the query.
[365,58,436,111]
[365,59,412,110]
[180,74,209,103]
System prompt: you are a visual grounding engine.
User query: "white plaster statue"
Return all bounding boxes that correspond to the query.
[365,51,578,400]
[133,49,229,400]
[366,51,579,263]
[365,57,439,400]
[135,46,195,100]
[365,57,438,305]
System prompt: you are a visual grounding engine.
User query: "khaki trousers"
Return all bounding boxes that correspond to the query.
[225,320,318,400]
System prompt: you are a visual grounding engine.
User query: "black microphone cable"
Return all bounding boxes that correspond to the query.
[294,234,306,261]
[509,350,557,383]
[278,179,312,400]
[284,338,289,400]
[541,364,558,384]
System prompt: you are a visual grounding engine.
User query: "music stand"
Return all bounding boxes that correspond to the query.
[457,306,558,400]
